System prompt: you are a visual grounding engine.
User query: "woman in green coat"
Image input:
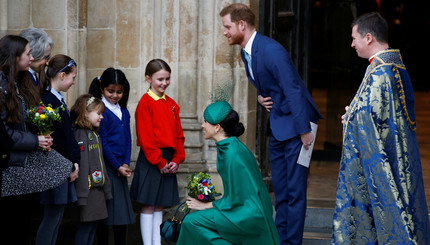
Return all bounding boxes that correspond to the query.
[177,101,280,245]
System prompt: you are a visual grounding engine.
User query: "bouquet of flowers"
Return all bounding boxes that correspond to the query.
[184,172,221,210]
[26,102,63,135]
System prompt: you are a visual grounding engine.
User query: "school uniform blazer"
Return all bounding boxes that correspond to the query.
[98,107,131,170]
[41,91,80,164]
[241,33,323,141]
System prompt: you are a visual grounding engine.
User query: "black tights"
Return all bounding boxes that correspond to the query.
[96,224,127,245]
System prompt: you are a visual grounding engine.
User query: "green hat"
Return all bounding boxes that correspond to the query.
[203,101,232,125]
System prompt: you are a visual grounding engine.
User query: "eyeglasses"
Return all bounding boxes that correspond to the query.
[57,59,76,73]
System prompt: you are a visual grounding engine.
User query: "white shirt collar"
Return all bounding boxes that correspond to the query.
[28,68,37,77]
[244,31,257,56]
[102,96,122,119]
[50,87,64,102]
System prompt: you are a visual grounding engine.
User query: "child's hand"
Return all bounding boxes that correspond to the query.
[118,164,132,177]
[167,162,178,174]
[37,135,53,151]
[160,164,169,174]
[69,163,79,182]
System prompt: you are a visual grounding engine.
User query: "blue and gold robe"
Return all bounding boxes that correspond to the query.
[333,49,430,244]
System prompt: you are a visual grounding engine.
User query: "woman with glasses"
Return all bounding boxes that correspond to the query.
[18,28,54,106]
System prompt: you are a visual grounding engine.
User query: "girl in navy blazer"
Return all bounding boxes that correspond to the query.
[89,68,135,245]
[36,54,80,245]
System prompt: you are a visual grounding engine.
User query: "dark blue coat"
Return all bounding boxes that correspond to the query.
[41,91,80,164]
[98,107,131,170]
[40,91,79,204]
[241,33,323,141]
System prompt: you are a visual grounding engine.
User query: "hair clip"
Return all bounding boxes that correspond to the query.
[58,59,76,73]
[87,96,95,107]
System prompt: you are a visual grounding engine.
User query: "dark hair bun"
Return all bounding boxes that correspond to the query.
[231,122,245,137]
[219,110,245,137]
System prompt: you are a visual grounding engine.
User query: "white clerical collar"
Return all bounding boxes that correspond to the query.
[369,49,388,62]
[244,31,257,56]
[102,96,122,119]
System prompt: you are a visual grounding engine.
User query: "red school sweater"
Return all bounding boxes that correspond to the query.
[135,91,185,169]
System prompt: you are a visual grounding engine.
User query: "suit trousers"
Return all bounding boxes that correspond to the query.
[269,135,308,245]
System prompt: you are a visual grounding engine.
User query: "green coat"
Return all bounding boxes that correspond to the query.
[177,137,280,245]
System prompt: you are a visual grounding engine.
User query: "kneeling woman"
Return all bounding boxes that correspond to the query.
[177,101,280,245]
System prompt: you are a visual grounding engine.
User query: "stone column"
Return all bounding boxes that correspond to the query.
[0,0,7,36]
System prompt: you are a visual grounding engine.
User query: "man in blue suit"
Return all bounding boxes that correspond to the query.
[220,4,322,245]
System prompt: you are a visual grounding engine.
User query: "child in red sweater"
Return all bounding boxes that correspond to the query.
[130,59,185,245]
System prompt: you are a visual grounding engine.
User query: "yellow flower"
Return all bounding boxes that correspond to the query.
[46,107,53,112]
[40,114,46,119]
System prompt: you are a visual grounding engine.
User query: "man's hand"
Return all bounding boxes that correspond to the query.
[341,106,349,124]
[258,95,273,112]
[300,131,314,150]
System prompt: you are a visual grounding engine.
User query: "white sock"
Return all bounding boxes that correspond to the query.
[140,213,153,245]
[152,211,163,245]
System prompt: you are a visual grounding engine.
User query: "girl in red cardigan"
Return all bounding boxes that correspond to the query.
[130,59,185,245]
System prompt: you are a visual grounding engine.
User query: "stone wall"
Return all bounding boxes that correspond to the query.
[0,0,258,199]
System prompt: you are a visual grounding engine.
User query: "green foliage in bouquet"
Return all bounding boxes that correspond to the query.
[26,102,63,135]
[185,172,221,202]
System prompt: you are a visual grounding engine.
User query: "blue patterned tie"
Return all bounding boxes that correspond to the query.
[244,51,254,79]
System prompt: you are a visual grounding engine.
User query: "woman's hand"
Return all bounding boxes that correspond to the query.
[167,162,178,174]
[185,196,213,211]
[37,135,53,151]
[118,164,132,177]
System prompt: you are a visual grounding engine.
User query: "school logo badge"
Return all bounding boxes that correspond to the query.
[88,133,93,141]
[91,171,103,183]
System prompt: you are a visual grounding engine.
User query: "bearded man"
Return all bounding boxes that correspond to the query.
[219,4,323,245]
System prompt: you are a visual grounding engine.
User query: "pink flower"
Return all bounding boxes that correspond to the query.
[197,194,204,200]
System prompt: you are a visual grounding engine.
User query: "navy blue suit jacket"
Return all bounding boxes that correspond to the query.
[241,33,323,141]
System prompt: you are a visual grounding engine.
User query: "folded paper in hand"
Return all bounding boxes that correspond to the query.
[297,122,318,168]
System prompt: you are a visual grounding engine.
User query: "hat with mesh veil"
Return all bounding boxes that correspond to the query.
[204,80,234,124]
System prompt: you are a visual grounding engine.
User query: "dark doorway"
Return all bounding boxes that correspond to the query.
[256,0,313,190]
